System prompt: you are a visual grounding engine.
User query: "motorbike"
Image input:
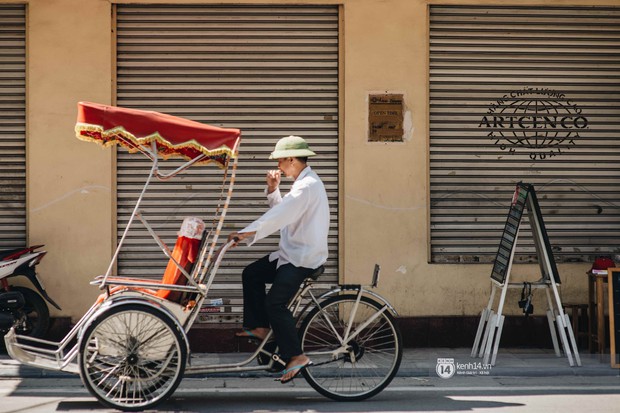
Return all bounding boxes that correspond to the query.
[0,245,61,339]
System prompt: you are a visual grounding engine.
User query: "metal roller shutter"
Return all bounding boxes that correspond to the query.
[429,5,620,264]
[115,4,339,322]
[0,4,26,249]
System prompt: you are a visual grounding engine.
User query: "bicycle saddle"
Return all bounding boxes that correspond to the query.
[307,266,324,281]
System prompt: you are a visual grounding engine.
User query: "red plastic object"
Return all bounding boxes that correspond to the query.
[592,257,615,271]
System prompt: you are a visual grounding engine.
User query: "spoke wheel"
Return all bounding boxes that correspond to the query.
[79,304,186,411]
[299,294,402,401]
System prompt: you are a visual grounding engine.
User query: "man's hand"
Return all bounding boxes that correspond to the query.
[228,232,240,246]
[266,170,281,194]
[227,232,243,247]
[227,231,256,247]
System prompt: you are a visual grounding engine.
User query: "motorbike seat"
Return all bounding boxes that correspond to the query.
[0,245,43,261]
[0,247,29,261]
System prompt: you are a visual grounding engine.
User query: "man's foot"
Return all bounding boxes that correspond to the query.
[235,327,269,340]
[277,354,313,384]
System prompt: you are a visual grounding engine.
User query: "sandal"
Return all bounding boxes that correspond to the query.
[276,360,313,384]
[234,328,269,341]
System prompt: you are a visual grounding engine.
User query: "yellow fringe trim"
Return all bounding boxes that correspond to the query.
[75,123,238,167]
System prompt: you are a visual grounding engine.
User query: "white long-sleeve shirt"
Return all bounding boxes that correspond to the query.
[239,166,330,269]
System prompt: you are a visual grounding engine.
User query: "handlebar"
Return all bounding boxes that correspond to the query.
[197,236,241,291]
[208,237,240,270]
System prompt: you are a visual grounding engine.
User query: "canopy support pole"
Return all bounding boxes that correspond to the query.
[99,152,157,289]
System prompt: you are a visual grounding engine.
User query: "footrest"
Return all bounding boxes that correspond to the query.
[4,328,79,374]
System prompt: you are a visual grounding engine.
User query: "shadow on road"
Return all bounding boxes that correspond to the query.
[54,392,524,412]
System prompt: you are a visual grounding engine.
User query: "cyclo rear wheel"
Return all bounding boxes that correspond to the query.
[78,304,187,411]
[299,294,402,401]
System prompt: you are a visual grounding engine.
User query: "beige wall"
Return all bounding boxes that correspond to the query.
[8,0,616,320]
[340,0,615,318]
[25,0,113,318]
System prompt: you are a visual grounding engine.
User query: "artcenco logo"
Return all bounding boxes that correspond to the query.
[479,87,588,160]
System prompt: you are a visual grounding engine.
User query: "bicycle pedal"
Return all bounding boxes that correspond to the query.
[257,342,281,368]
[264,350,286,372]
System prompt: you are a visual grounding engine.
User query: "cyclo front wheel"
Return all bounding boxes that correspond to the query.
[299,294,402,401]
[78,304,187,411]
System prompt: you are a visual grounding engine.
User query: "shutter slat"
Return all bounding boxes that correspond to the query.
[0,4,26,249]
[430,5,620,264]
[116,4,339,323]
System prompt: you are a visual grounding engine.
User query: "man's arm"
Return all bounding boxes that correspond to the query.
[227,170,281,248]
[229,181,309,247]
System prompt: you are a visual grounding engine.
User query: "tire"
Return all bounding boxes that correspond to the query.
[13,287,50,339]
[299,294,402,401]
[78,304,187,411]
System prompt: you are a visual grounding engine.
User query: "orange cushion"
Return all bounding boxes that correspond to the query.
[156,236,201,301]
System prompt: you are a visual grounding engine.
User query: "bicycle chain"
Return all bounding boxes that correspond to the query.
[308,355,346,368]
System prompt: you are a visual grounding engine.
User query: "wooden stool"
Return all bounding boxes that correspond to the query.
[563,303,589,350]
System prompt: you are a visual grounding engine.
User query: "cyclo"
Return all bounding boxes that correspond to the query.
[5,102,402,411]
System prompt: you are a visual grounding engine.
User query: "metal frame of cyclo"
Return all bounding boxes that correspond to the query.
[4,137,242,374]
[4,135,400,381]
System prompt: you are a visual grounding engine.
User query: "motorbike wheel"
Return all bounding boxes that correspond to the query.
[13,286,50,338]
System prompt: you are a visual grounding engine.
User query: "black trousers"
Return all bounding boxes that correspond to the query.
[242,255,315,361]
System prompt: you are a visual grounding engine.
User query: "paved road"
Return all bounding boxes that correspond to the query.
[2,347,619,412]
[2,375,620,413]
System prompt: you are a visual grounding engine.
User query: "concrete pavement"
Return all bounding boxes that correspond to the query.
[1,347,619,380]
[1,347,619,413]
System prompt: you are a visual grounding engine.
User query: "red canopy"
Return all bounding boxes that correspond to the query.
[75,102,241,168]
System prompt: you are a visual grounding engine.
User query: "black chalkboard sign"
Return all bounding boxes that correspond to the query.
[490,183,561,285]
[491,184,528,284]
[609,268,620,368]
[526,185,561,284]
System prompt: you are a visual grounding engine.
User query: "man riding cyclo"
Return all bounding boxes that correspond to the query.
[228,135,330,384]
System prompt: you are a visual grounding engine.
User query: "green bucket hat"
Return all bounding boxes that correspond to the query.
[269,135,317,159]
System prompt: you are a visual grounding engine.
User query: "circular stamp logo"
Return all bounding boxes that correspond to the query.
[436,358,456,379]
[479,87,588,160]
